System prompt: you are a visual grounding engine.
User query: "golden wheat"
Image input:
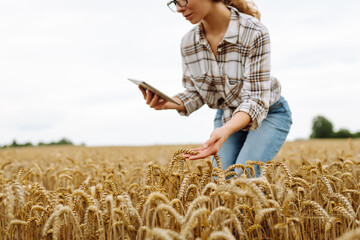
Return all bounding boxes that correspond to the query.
[0,140,359,239]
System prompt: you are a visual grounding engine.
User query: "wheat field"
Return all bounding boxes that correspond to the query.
[0,139,359,240]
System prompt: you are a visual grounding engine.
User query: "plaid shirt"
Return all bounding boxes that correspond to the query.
[175,7,281,130]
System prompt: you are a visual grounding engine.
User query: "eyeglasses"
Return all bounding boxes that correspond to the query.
[167,0,188,12]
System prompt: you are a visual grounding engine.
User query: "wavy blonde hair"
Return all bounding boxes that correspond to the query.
[215,0,261,20]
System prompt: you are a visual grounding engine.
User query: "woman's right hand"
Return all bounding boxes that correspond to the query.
[138,86,185,111]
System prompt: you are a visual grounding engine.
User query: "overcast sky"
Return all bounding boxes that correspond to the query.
[1,0,359,146]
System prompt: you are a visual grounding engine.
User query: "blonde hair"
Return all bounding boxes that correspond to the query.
[215,0,261,20]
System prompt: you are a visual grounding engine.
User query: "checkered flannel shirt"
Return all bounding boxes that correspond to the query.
[175,6,281,130]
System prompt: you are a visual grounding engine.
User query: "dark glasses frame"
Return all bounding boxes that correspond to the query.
[167,0,188,12]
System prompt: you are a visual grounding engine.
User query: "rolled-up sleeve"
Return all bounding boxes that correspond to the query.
[175,49,204,116]
[233,28,271,130]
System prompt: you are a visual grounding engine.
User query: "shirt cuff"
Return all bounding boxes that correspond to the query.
[175,91,204,116]
[233,102,268,131]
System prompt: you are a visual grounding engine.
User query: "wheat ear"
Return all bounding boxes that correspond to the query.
[336,226,360,240]
[209,227,236,240]
[184,196,211,223]
[155,203,184,225]
[181,208,210,237]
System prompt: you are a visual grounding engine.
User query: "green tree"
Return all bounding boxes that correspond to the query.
[10,140,19,147]
[353,132,360,138]
[56,138,73,145]
[310,116,334,138]
[24,142,33,147]
[48,138,73,145]
[333,129,352,138]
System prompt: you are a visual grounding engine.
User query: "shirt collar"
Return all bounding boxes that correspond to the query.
[195,6,239,46]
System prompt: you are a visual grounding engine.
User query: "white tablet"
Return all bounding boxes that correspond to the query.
[128,78,180,106]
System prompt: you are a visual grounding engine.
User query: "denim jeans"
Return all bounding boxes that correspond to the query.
[213,96,292,177]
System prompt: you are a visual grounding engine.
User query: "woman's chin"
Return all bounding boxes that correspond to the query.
[189,18,201,24]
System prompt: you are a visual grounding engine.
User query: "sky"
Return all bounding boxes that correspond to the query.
[1,0,359,146]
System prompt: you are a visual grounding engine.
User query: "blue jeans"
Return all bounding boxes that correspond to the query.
[213,96,292,177]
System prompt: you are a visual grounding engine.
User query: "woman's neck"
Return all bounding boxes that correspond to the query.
[201,3,231,37]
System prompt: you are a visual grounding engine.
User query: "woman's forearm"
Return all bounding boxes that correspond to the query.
[166,96,186,112]
[221,111,251,135]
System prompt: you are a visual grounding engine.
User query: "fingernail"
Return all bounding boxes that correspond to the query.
[204,144,208,148]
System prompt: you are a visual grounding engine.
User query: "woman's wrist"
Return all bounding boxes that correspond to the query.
[222,111,251,135]
[172,96,185,111]
[219,125,233,139]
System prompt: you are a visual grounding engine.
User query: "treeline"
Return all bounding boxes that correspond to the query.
[0,138,76,149]
[310,116,360,138]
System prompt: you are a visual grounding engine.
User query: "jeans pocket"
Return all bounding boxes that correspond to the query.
[269,98,293,128]
[269,96,292,114]
[269,103,287,114]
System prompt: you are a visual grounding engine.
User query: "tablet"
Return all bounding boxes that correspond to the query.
[128,78,181,106]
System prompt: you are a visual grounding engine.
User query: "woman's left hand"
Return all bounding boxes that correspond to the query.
[184,126,232,160]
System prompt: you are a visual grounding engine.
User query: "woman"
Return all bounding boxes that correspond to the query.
[139,0,292,177]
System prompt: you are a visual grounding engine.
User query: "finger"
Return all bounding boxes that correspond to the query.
[138,86,146,99]
[154,100,168,110]
[183,152,199,158]
[146,90,153,105]
[188,152,210,160]
[149,94,160,108]
[190,147,205,152]
[189,146,216,160]
[203,135,218,149]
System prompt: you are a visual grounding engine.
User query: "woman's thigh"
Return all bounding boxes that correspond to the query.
[236,97,292,176]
